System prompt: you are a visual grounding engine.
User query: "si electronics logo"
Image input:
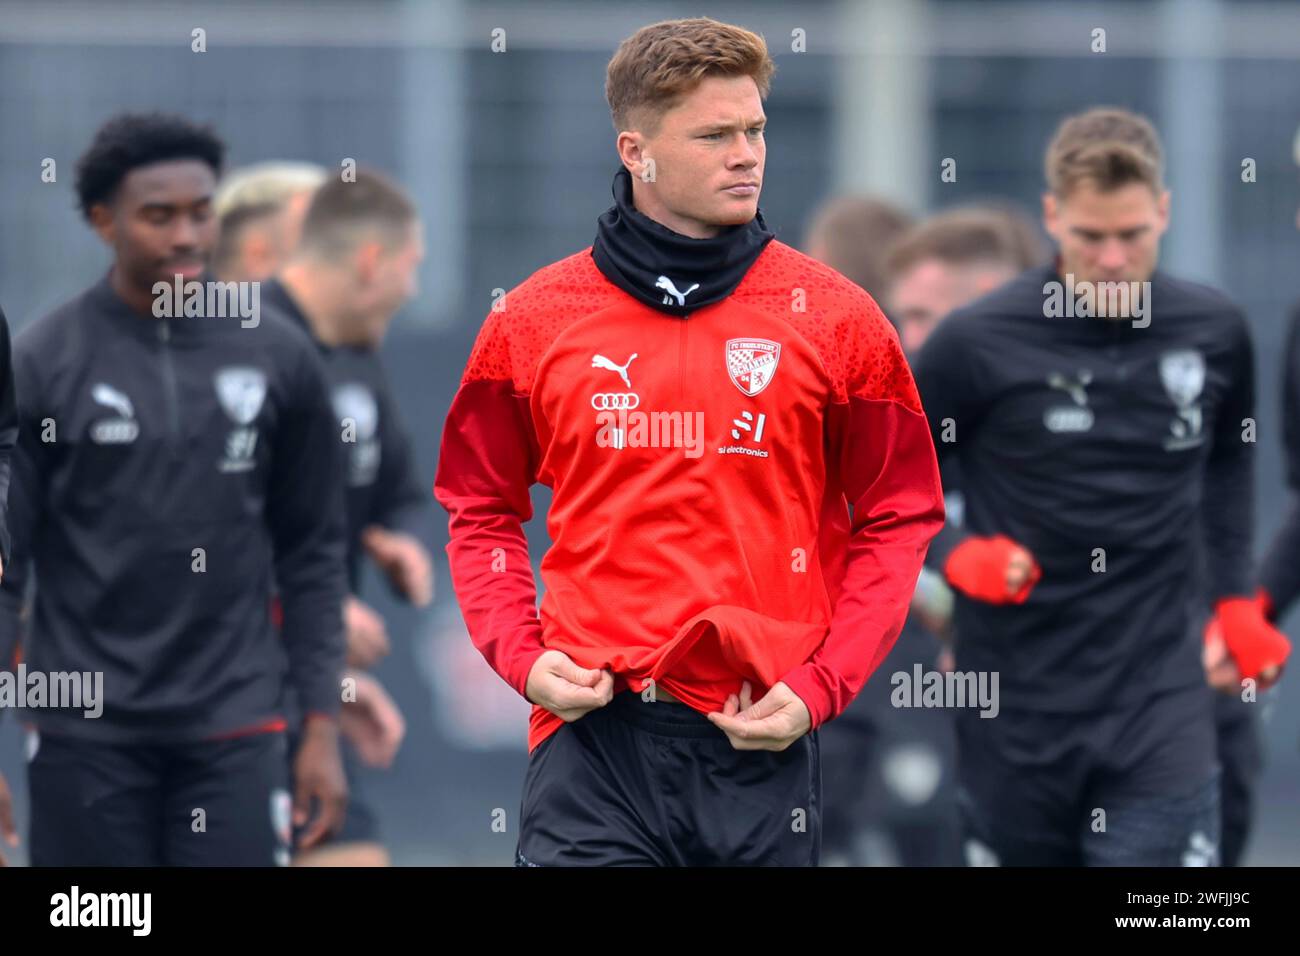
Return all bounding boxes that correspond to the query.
[717,408,770,459]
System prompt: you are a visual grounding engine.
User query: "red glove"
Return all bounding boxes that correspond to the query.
[943,535,1041,605]
[1210,593,1291,686]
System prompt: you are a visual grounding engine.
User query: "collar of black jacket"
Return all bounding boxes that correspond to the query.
[259,277,312,337]
[89,269,250,339]
[90,270,202,339]
[590,166,775,317]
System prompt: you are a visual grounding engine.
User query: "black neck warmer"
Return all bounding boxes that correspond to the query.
[590,166,775,317]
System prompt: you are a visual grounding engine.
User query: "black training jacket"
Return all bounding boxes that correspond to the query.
[260,278,431,591]
[0,272,347,742]
[912,264,1254,713]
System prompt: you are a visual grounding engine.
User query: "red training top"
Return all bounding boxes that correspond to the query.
[435,241,945,752]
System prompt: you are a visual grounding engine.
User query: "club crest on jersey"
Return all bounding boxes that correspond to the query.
[333,383,382,487]
[214,367,266,473]
[1159,349,1206,450]
[725,338,781,397]
[1159,349,1205,408]
[214,366,267,425]
[332,383,378,440]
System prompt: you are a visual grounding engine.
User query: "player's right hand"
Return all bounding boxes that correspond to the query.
[525,650,614,722]
[344,596,390,669]
[0,771,19,866]
[1202,618,1241,693]
[943,534,1041,604]
[292,717,349,851]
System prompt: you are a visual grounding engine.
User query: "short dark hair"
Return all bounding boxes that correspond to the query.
[75,112,225,221]
[803,196,914,295]
[885,206,1044,280]
[296,168,417,258]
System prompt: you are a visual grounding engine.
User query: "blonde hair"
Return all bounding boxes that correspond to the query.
[1045,107,1164,198]
[605,17,775,133]
[214,161,327,221]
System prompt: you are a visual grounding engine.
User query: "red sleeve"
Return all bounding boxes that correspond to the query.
[779,303,945,729]
[433,313,547,698]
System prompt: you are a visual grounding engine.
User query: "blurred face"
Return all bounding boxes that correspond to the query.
[1043,180,1169,285]
[349,219,424,347]
[227,188,318,283]
[277,188,316,257]
[91,159,218,293]
[889,259,1017,355]
[617,74,765,238]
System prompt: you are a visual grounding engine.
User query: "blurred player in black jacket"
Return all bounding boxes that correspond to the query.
[913,108,1289,866]
[260,167,433,866]
[0,113,349,866]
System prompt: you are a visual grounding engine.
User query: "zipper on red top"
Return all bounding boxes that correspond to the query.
[677,317,687,399]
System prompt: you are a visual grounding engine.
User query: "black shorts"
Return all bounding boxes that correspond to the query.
[28,729,291,867]
[516,690,820,867]
[956,681,1219,866]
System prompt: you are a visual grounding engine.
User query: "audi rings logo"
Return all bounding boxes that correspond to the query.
[590,392,640,410]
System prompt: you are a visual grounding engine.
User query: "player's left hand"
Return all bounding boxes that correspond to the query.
[707,680,811,752]
[362,525,433,607]
[292,717,349,850]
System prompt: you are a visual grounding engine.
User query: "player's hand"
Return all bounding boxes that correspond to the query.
[525,650,614,722]
[345,596,390,669]
[707,680,811,752]
[292,717,348,850]
[339,670,406,769]
[943,534,1041,604]
[0,771,18,866]
[1208,594,1291,691]
[1202,618,1241,693]
[912,565,954,638]
[362,526,433,607]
